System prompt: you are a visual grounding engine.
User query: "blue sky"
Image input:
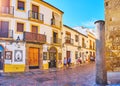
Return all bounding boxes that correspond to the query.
[44,0,104,28]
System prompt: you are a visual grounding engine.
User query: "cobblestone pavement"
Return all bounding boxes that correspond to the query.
[0,63,120,86]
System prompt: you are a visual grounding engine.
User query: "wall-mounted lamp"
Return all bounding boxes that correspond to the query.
[16,36,20,44]
[15,36,20,48]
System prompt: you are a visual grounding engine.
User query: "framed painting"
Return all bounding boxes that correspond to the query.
[5,51,12,60]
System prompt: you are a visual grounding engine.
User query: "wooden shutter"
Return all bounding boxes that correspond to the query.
[17,23,24,32]
[32,5,38,12]
[32,26,38,33]
[2,0,10,7]
[1,21,9,32]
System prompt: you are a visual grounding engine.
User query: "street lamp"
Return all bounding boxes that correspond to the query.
[16,36,20,44]
[15,36,20,48]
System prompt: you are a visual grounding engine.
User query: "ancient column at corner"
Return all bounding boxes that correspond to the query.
[94,20,107,85]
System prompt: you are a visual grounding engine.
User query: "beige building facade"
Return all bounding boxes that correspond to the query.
[62,25,96,65]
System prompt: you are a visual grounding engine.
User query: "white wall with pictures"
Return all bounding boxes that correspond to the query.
[5,42,26,64]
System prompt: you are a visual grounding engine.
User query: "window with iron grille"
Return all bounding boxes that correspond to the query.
[75,35,79,42]
[75,51,78,59]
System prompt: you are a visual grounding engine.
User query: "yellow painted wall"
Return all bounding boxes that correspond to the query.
[43,63,48,69]
[4,64,25,72]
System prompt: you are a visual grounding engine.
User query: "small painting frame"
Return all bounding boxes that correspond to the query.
[5,51,12,60]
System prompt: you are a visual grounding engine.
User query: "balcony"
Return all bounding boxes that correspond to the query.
[24,32,46,43]
[65,37,74,45]
[28,10,44,22]
[0,30,13,38]
[51,37,61,44]
[0,6,14,15]
[51,19,61,28]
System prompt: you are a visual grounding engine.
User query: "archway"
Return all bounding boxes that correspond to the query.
[0,45,4,70]
[49,47,57,68]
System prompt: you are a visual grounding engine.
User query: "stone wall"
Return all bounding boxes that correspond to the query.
[105,0,120,71]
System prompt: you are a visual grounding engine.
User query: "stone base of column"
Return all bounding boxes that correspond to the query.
[94,81,110,86]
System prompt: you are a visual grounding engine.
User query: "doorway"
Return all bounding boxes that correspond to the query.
[66,51,71,63]
[49,47,57,68]
[0,46,4,70]
[29,48,39,69]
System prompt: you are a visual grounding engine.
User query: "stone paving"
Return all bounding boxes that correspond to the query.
[0,63,120,86]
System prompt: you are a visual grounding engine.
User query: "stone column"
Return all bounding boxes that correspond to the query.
[94,20,107,85]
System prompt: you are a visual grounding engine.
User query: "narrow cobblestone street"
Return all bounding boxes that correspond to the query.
[1,63,120,86]
[0,63,95,86]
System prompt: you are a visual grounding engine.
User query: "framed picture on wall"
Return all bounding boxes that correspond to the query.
[14,50,23,62]
[5,51,12,60]
[58,53,62,60]
[43,52,47,60]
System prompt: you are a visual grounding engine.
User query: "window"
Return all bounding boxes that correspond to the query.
[79,52,81,57]
[93,42,95,50]
[17,23,24,32]
[105,2,109,7]
[0,21,9,37]
[32,25,38,33]
[82,38,85,47]
[51,12,61,27]
[75,35,78,42]
[66,31,71,43]
[32,5,39,19]
[53,32,58,43]
[90,40,92,49]
[75,51,78,59]
[18,0,25,10]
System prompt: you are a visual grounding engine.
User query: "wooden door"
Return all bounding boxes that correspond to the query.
[66,51,70,62]
[29,48,39,69]
[49,52,56,68]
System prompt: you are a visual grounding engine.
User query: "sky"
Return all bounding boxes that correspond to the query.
[44,0,104,29]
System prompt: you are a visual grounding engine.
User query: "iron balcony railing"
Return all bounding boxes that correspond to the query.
[51,18,61,28]
[51,37,61,44]
[0,6,14,15]
[24,32,46,43]
[65,37,74,45]
[0,30,13,38]
[28,10,44,22]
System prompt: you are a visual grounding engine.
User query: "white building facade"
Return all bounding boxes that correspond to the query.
[0,0,63,72]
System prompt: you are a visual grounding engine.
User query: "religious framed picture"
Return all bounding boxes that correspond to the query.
[5,51,12,60]
[43,52,47,60]
[14,50,23,62]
